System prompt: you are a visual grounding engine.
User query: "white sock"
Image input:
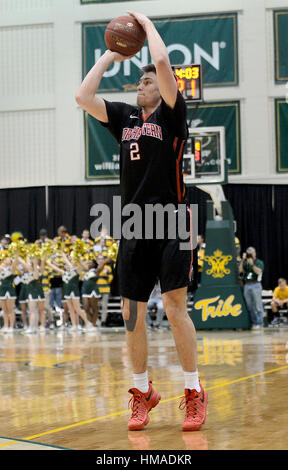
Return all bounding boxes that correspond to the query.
[133,371,149,393]
[184,370,201,392]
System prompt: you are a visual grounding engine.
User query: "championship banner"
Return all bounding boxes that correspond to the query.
[275,99,288,172]
[85,101,241,180]
[82,14,238,93]
[274,10,288,83]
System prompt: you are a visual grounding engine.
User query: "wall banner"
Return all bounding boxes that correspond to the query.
[82,13,238,93]
[274,10,288,83]
[275,98,288,172]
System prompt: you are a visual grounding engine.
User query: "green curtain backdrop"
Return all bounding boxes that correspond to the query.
[274,10,288,83]
[275,98,288,172]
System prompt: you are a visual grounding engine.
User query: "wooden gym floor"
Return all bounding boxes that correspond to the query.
[0,327,287,451]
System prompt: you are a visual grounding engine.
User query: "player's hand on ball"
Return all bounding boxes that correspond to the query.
[127,11,151,30]
[105,49,134,62]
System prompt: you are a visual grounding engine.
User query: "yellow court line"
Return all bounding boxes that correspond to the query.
[0,364,287,449]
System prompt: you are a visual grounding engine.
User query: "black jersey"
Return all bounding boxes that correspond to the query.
[100,91,188,208]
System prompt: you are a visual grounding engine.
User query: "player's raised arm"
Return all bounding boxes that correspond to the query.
[75,50,128,122]
[128,11,178,109]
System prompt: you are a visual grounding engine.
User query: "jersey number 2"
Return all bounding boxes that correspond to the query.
[130,142,141,161]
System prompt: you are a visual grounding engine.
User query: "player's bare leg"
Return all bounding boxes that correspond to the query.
[122,298,161,430]
[122,298,148,373]
[162,287,197,372]
[162,287,208,431]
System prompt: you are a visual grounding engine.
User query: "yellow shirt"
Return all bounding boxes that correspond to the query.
[273,286,288,301]
[198,248,205,272]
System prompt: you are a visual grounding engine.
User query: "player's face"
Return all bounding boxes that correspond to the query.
[137,72,161,109]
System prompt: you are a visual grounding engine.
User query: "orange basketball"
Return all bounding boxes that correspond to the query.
[105,15,146,56]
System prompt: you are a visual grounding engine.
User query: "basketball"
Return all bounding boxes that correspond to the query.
[104,15,146,56]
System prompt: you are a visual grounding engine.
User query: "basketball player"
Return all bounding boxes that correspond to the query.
[76,11,208,431]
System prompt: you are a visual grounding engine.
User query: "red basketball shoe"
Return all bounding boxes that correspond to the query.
[128,381,161,431]
[180,383,208,431]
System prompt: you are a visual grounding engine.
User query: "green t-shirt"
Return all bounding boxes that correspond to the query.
[243,258,264,283]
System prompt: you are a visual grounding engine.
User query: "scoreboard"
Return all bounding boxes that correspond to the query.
[173,64,203,102]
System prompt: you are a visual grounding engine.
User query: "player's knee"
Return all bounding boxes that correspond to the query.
[165,304,186,327]
[121,301,130,321]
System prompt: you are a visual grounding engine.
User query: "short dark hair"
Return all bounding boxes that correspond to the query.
[57,225,67,233]
[141,64,156,75]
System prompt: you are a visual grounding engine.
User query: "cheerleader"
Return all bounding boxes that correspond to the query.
[18,267,30,330]
[46,252,94,331]
[80,258,106,326]
[0,255,18,332]
[18,256,46,333]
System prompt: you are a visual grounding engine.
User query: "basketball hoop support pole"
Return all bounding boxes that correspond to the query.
[196,184,226,218]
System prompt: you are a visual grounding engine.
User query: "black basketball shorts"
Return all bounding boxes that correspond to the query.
[116,207,194,302]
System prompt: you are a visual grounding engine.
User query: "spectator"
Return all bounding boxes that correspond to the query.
[49,252,64,314]
[46,251,94,331]
[71,235,78,246]
[93,227,114,256]
[57,225,68,240]
[16,256,46,334]
[271,278,288,325]
[17,265,29,329]
[234,235,241,261]
[146,282,165,330]
[197,235,205,285]
[11,232,24,243]
[96,254,114,326]
[82,229,94,249]
[0,256,18,332]
[41,260,54,328]
[36,229,50,247]
[81,258,106,326]
[0,235,11,250]
[239,246,264,330]
[56,226,72,252]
